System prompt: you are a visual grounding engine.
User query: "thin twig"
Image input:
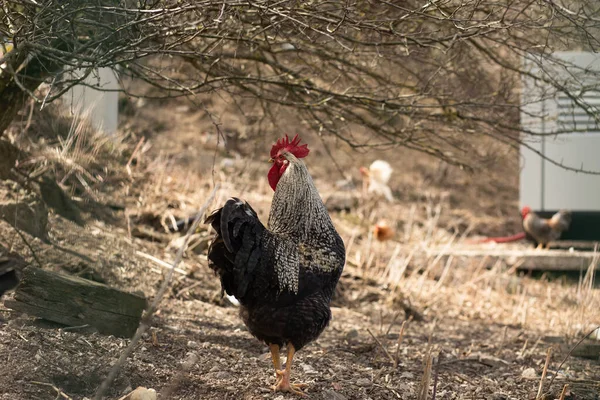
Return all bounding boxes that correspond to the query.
[438,357,499,368]
[431,352,442,400]
[394,319,409,368]
[519,338,529,358]
[174,280,203,298]
[61,324,91,331]
[558,384,569,400]
[536,347,552,399]
[125,136,145,176]
[30,381,73,400]
[547,325,600,391]
[135,250,188,275]
[94,184,219,400]
[418,351,433,400]
[20,98,36,138]
[10,225,43,268]
[367,328,395,365]
[385,310,402,336]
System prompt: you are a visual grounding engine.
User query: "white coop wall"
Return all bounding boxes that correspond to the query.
[66,68,119,135]
[520,52,600,211]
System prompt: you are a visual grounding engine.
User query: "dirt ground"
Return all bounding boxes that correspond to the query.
[0,98,599,400]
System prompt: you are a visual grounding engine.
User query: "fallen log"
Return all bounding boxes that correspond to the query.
[4,267,146,338]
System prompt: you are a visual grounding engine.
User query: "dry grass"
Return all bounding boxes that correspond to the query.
[6,102,134,208]
[132,143,600,375]
[1,99,598,399]
[333,191,599,340]
[133,131,599,344]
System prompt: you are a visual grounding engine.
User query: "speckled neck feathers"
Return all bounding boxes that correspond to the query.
[267,153,334,240]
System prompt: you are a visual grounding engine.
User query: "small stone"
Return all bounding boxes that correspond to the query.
[118,387,157,400]
[301,363,317,374]
[345,329,359,339]
[215,371,233,380]
[322,389,348,400]
[356,378,372,387]
[521,367,537,379]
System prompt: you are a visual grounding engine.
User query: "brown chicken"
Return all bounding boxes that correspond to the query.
[521,206,572,249]
[373,219,395,242]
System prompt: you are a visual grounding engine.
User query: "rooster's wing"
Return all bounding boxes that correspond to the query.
[206,198,334,306]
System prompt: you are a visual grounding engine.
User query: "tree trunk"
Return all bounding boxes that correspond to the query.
[0,42,67,137]
[0,77,29,138]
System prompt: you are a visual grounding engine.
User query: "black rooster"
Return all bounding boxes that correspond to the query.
[206,135,345,395]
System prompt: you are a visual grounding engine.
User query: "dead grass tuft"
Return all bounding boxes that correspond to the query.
[7,102,135,208]
[337,193,600,340]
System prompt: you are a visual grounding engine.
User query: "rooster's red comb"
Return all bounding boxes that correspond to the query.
[270,134,310,159]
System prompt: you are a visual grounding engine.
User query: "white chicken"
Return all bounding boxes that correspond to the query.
[359,160,394,202]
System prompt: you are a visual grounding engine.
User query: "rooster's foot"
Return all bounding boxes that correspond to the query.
[272,369,308,396]
[273,369,285,386]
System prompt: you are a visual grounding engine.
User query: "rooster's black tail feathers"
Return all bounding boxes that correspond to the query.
[205,198,265,300]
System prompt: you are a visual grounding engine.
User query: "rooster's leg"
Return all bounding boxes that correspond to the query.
[269,344,283,386]
[535,243,543,251]
[273,344,308,396]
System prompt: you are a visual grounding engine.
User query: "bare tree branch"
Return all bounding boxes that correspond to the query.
[1,0,599,171]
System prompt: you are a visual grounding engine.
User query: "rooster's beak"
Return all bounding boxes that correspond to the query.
[268,158,274,163]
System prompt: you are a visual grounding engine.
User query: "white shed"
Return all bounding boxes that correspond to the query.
[65,67,119,135]
[519,52,600,240]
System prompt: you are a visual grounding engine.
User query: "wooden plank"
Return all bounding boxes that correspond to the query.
[518,254,595,271]
[429,248,598,271]
[4,267,146,337]
[550,240,600,250]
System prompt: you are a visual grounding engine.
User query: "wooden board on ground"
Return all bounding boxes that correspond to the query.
[550,240,599,251]
[4,267,146,337]
[430,248,598,272]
